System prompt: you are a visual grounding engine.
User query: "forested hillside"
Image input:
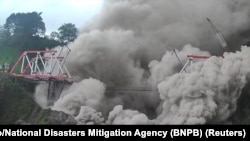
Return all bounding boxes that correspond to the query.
[0,12,77,124]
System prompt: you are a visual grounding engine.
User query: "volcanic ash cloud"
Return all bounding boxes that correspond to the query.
[34,0,250,124]
[156,46,250,124]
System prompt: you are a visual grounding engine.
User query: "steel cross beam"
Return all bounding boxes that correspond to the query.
[179,55,210,73]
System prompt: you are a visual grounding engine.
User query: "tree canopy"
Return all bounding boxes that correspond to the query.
[0,12,65,51]
[4,12,46,37]
[58,23,77,44]
[50,31,60,41]
[0,25,9,40]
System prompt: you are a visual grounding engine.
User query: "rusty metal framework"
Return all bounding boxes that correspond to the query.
[9,47,73,105]
[171,49,210,73]
[9,48,72,83]
[180,55,210,73]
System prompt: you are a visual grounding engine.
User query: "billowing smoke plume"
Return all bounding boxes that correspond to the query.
[157,46,250,124]
[106,105,149,124]
[75,106,104,125]
[53,78,105,115]
[148,44,210,86]
[34,0,250,124]
[86,0,250,54]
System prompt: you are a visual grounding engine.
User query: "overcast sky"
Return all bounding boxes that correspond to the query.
[0,0,104,34]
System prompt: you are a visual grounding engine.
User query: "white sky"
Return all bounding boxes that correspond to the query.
[0,0,104,34]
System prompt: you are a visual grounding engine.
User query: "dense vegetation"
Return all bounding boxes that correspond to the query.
[0,74,48,124]
[0,12,78,66]
[0,12,78,124]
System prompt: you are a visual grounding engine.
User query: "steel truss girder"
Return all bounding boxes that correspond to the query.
[10,48,73,84]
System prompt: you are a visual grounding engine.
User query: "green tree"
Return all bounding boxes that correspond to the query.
[50,31,60,41]
[4,12,46,37]
[0,25,9,40]
[58,23,77,44]
[2,12,63,51]
[0,25,10,49]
